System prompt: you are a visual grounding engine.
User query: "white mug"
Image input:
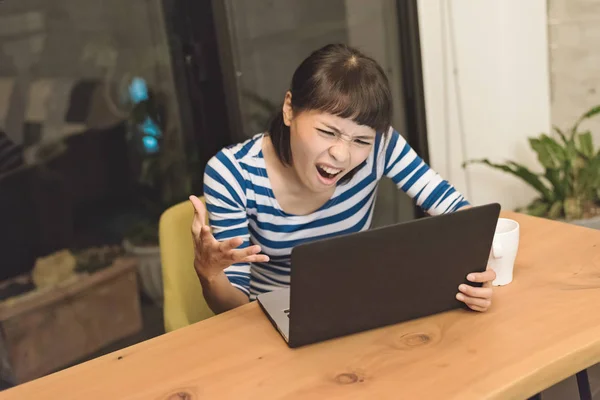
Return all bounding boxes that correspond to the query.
[489,218,520,286]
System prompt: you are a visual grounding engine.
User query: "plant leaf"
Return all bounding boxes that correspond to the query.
[529,135,565,169]
[577,154,600,199]
[552,125,569,144]
[526,199,550,217]
[580,104,600,120]
[465,158,554,202]
[506,161,555,202]
[544,169,566,200]
[564,197,583,220]
[577,131,595,159]
[548,201,564,219]
[566,140,578,160]
[572,104,600,136]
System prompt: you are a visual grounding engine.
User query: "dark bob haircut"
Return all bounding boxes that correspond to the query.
[268,43,393,184]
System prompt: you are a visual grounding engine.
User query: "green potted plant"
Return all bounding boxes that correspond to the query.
[122,77,200,305]
[463,104,600,229]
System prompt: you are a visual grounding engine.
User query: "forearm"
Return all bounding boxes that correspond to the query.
[198,271,249,314]
[425,203,471,216]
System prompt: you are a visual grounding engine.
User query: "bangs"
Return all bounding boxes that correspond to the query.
[291,52,392,134]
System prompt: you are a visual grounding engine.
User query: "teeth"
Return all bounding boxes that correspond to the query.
[320,165,342,175]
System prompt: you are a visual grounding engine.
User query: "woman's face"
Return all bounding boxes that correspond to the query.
[283,92,376,194]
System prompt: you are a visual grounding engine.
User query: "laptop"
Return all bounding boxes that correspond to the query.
[257,203,501,348]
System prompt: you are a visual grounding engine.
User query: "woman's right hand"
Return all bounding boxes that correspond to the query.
[189,195,269,282]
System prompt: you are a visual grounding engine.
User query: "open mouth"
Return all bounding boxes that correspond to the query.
[316,164,343,181]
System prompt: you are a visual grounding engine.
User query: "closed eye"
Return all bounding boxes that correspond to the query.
[317,128,336,137]
[317,128,373,146]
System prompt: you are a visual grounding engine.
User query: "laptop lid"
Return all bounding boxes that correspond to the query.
[287,203,501,348]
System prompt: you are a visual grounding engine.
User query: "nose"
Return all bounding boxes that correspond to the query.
[328,141,350,163]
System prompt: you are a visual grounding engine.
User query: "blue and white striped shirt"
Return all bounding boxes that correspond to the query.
[203,128,469,299]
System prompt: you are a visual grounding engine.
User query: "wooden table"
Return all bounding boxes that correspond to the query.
[1,212,599,399]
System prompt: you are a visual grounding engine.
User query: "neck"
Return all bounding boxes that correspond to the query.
[262,135,305,194]
[262,134,336,215]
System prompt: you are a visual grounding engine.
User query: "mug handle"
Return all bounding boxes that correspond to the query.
[492,241,503,259]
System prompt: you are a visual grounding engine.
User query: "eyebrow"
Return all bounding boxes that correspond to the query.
[320,123,376,140]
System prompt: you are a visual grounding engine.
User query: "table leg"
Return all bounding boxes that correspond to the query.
[527,369,590,400]
[576,369,592,400]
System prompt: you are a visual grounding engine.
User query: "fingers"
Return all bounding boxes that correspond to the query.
[192,222,212,245]
[207,237,269,263]
[200,225,214,241]
[456,292,491,311]
[231,244,263,259]
[466,268,496,284]
[189,195,204,214]
[241,254,271,263]
[219,236,244,252]
[191,210,270,265]
[227,245,270,264]
[190,196,208,241]
[458,284,492,299]
[189,195,207,222]
[457,283,492,312]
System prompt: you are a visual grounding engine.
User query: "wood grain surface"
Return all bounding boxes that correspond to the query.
[1,212,599,399]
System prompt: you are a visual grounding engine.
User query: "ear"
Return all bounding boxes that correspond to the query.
[282,91,293,126]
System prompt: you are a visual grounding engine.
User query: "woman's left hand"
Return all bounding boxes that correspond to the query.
[456,267,496,312]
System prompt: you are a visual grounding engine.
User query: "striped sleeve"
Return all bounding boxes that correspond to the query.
[203,149,251,297]
[381,129,470,215]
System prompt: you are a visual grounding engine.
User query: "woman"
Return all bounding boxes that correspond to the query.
[190,43,495,314]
